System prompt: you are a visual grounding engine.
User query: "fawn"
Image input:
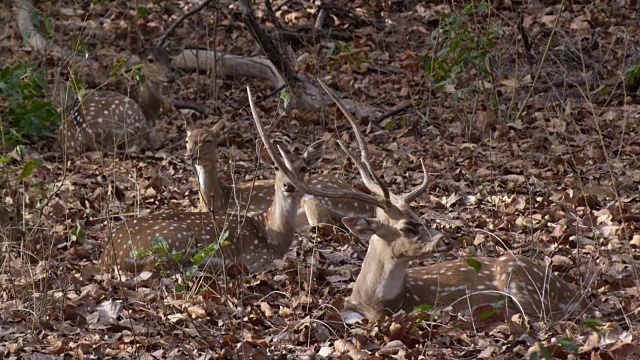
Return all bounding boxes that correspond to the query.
[58,39,185,153]
[254,80,588,322]
[99,129,326,274]
[184,119,375,227]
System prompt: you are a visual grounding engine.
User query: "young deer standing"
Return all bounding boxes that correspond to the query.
[184,120,375,227]
[255,81,588,322]
[59,40,184,153]
[99,129,326,274]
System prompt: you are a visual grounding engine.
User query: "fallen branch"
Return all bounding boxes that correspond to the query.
[172,99,217,115]
[15,0,68,58]
[171,49,287,90]
[375,103,413,124]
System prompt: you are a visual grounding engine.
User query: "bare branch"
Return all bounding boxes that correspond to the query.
[157,0,215,47]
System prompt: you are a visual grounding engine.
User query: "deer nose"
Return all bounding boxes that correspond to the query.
[165,72,176,83]
[282,182,296,193]
[444,237,461,250]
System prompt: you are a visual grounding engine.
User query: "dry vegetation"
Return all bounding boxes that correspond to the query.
[1,0,639,358]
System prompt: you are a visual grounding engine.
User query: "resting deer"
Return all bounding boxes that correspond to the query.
[253,81,588,322]
[184,119,375,227]
[99,131,326,274]
[58,38,185,153]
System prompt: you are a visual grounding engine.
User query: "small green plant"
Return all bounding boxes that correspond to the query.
[423,2,503,96]
[624,64,640,91]
[130,231,230,293]
[192,230,229,266]
[0,63,60,147]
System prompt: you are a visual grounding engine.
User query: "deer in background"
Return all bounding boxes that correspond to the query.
[58,35,185,153]
[183,119,375,228]
[254,80,588,322]
[99,121,326,274]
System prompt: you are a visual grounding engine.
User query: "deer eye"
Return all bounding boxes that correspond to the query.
[147,57,155,64]
[273,165,280,171]
[401,227,419,236]
[299,166,308,173]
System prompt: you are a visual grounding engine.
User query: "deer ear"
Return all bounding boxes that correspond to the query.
[303,139,325,167]
[185,118,196,132]
[210,120,225,134]
[342,217,378,238]
[127,28,146,55]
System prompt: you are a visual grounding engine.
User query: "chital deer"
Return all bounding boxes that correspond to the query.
[99,126,326,274]
[184,119,375,227]
[256,80,588,322]
[58,39,185,153]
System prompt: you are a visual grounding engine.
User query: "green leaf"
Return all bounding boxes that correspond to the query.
[582,318,605,334]
[477,308,500,319]
[280,91,291,108]
[192,252,205,266]
[113,57,127,70]
[171,251,182,262]
[152,236,169,254]
[536,343,552,360]
[18,158,43,180]
[69,219,86,243]
[136,6,148,19]
[557,338,578,353]
[73,38,89,58]
[410,303,434,315]
[44,15,54,40]
[131,248,152,259]
[184,265,198,277]
[174,283,185,293]
[465,258,482,273]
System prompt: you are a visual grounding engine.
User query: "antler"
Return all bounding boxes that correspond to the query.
[318,79,429,206]
[400,159,429,205]
[247,86,390,210]
[317,80,391,203]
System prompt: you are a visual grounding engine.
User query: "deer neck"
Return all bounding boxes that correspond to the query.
[137,80,163,123]
[263,190,301,256]
[346,237,409,320]
[194,164,229,211]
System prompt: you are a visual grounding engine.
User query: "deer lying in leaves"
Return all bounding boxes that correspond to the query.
[254,80,588,322]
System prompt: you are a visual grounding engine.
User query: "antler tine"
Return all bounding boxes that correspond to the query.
[276,144,293,169]
[317,79,391,202]
[247,86,389,209]
[335,138,390,209]
[401,159,430,204]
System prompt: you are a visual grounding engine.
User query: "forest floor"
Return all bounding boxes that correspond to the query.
[1,0,639,358]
